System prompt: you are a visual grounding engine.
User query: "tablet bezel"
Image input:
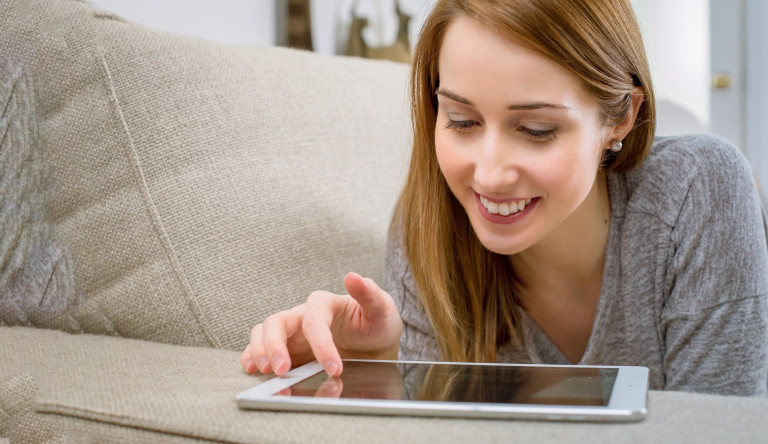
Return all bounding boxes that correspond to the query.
[236,359,648,422]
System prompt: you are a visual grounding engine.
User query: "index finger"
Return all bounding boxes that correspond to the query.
[302,291,349,377]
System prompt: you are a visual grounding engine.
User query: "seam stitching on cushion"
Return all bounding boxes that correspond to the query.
[39,256,59,308]
[1,77,17,119]
[35,402,226,443]
[0,72,20,148]
[96,49,217,348]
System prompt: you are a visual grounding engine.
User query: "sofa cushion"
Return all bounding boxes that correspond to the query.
[0,0,411,350]
[3,326,768,444]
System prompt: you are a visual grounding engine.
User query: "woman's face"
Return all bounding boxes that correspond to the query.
[435,17,610,256]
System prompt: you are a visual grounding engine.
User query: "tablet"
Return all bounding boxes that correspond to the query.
[236,359,649,422]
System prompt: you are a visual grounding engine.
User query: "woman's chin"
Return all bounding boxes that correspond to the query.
[472,230,530,256]
[481,244,523,256]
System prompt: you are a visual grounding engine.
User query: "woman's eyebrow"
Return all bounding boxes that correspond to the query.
[436,88,571,111]
[508,102,571,111]
[436,88,474,106]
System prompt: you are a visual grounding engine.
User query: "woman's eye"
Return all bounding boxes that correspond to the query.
[444,119,478,133]
[520,127,557,142]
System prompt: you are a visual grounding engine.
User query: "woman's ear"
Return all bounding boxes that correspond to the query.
[608,86,645,142]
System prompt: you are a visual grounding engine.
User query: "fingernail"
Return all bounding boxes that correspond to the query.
[325,361,338,376]
[245,359,254,373]
[272,356,285,373]
[257,356,269,372]
[324,379,338,393]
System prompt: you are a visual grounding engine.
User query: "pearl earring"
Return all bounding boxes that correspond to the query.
[611,140,623,152]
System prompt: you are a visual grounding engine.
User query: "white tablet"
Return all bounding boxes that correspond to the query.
[236,359,648,422]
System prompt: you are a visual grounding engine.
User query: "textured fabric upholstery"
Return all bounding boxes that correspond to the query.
[2,326,768,443]
[0,373,70,444]
[0,0,410,350]
[0,52,82,333]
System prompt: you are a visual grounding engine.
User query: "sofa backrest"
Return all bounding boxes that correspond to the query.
[0,0,411,351]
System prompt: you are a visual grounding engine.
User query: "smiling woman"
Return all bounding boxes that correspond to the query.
[396,0,652,366]
[428,17,620,365]
[242,0,768,397]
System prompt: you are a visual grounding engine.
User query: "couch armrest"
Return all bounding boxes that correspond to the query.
[2,326,766,443]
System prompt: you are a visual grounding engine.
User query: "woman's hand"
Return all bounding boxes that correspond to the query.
[240,272,404,377]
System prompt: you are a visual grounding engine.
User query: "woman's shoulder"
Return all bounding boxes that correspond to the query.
[644,133,746,169]
[634,133,749,180]
[621,134,755,223]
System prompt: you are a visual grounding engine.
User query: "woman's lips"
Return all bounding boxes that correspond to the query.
[476,194,538,224]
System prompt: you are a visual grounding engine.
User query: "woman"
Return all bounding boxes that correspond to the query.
[241,0,768,395]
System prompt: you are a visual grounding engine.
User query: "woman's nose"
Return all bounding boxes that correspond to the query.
[474,132,519,190]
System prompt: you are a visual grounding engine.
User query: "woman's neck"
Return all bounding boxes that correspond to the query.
[509,171,611,363]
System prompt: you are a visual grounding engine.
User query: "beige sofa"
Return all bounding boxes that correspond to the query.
[1,0,766,442]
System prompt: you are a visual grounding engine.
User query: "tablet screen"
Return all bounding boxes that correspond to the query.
[281,360,618,406]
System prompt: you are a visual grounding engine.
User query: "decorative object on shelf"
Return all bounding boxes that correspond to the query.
[345,1,411,63]
[287,0,313,50]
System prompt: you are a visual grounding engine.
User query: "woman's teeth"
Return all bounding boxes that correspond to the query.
[481,197,532,216]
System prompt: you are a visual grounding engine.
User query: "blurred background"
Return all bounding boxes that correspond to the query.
[88,0,768,189]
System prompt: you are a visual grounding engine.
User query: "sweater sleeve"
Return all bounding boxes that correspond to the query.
[382,231,440,362]
[660,136,768,396]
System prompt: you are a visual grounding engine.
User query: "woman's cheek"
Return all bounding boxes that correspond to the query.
[435,141,468,189]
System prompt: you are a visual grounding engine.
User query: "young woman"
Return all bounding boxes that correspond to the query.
[241,0,768,396]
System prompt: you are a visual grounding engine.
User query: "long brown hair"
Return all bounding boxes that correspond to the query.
[392,0,655,363]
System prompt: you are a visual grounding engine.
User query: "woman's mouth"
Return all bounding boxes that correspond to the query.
[479,196,532,216]
[476,194,538,224]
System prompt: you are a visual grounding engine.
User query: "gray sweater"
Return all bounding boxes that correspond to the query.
[384,135,768,396]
